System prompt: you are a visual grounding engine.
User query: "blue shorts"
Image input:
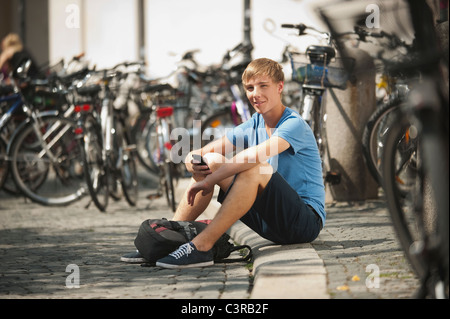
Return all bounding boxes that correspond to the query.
[217,172,322,244]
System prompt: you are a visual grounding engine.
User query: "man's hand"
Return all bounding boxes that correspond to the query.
[186,152,212,176]
[187,179,214,206]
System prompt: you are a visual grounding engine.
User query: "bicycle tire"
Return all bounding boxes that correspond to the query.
[362,99,403,185]
[310,95,325,159]
[143,118,161,175]
[9,115,87,206]
[1,138,32,196]
[382,113,427,278]
[80,114,109,212]
[163,161,176,212]
[2,116,46,195]
[116,119,139,206]
[107,115,123,202]
[416,107,449,298]
[0,138,8,189]
[200,108,241,147]
[154,116,177,212]
[132,111,160,174]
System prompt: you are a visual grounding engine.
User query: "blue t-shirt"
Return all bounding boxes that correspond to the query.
[226,107,326,224]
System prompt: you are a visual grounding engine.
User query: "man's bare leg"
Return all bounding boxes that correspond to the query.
[192,163,273,252]
[172,153,235,222]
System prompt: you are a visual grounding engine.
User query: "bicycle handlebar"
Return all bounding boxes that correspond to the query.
[281,23,307,33]
[281,22,331,44]
[111,61,145,71]
[222,42,253,65]
[337,26,412,51]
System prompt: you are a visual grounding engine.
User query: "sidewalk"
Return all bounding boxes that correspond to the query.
[0,170,420,300]
[201,180,419,299]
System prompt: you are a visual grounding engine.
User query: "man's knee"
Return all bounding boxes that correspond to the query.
[203,153,226,172]
[238,162,273,184]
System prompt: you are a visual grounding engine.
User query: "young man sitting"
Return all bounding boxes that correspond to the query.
[129,58,326,268]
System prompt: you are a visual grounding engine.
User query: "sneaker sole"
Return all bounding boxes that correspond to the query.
[155,260,214,269]
[120,257,146,263]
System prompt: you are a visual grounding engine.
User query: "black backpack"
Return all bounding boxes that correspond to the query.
[134,218,252,265]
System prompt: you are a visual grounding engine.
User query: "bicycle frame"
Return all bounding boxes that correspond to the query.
[153,106,177,212]
[0,91,23,188]
[3,84,75,164]
[283,23,353,185]
[155,107,174,164]
[0,93,23,131]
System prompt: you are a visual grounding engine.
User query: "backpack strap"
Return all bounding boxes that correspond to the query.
[214,245,253,264]
[169,221,198,241]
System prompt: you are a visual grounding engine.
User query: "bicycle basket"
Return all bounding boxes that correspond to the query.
[290,53,354,90]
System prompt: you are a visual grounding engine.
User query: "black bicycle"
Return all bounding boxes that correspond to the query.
[6,60,90,206]
[320,0,449,298]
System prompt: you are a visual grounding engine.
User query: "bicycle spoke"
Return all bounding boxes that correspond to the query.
[10,116,87,206]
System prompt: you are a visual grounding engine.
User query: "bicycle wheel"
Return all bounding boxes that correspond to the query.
[116,119,139,206]
[132,111,160,174]
[362,99,403,185]
[163,160,176,212]
[106,116,123,202]
[382,113,428,279]
[415,107,449,298]
[80,114,109,212]
[0,138,7,189]
[310,95,325,160]
[9,115,87,206]
[200,108,241,147]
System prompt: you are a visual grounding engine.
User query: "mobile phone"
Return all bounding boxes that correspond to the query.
[192,154,207,166]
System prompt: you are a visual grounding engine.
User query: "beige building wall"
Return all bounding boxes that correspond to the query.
[48,0,139,69]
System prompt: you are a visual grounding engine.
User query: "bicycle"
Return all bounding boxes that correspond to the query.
[281,22,355,185]
[72,85,110,211]
[124,57,214,175]
[1,84,24,192]
[200,43,254,147]
[132,81,184,212]
[77,64,140,212]
[145,103,178,213]
[335,26,415,185]
[6,60,88,206]
[131,83,176,175]
[1,57,87,194]
[320,0,449,298]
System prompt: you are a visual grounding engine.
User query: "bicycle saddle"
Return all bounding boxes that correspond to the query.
[306,45,336,65]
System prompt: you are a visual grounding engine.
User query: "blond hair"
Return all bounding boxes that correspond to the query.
[242,58,284,85]
[2,33,23,52]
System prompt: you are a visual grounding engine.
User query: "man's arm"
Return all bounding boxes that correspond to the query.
[184,135,235,173]
[203,136,290,186]
[186,136,290,205]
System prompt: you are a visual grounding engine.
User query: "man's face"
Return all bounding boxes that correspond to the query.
[244,75,284,115]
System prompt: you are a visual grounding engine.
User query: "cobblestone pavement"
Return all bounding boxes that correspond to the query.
[312,200,420,299]
[0,172,251,299]
[1,169,421,300]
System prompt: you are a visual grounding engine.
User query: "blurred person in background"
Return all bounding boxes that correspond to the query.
[0,33,40,82]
